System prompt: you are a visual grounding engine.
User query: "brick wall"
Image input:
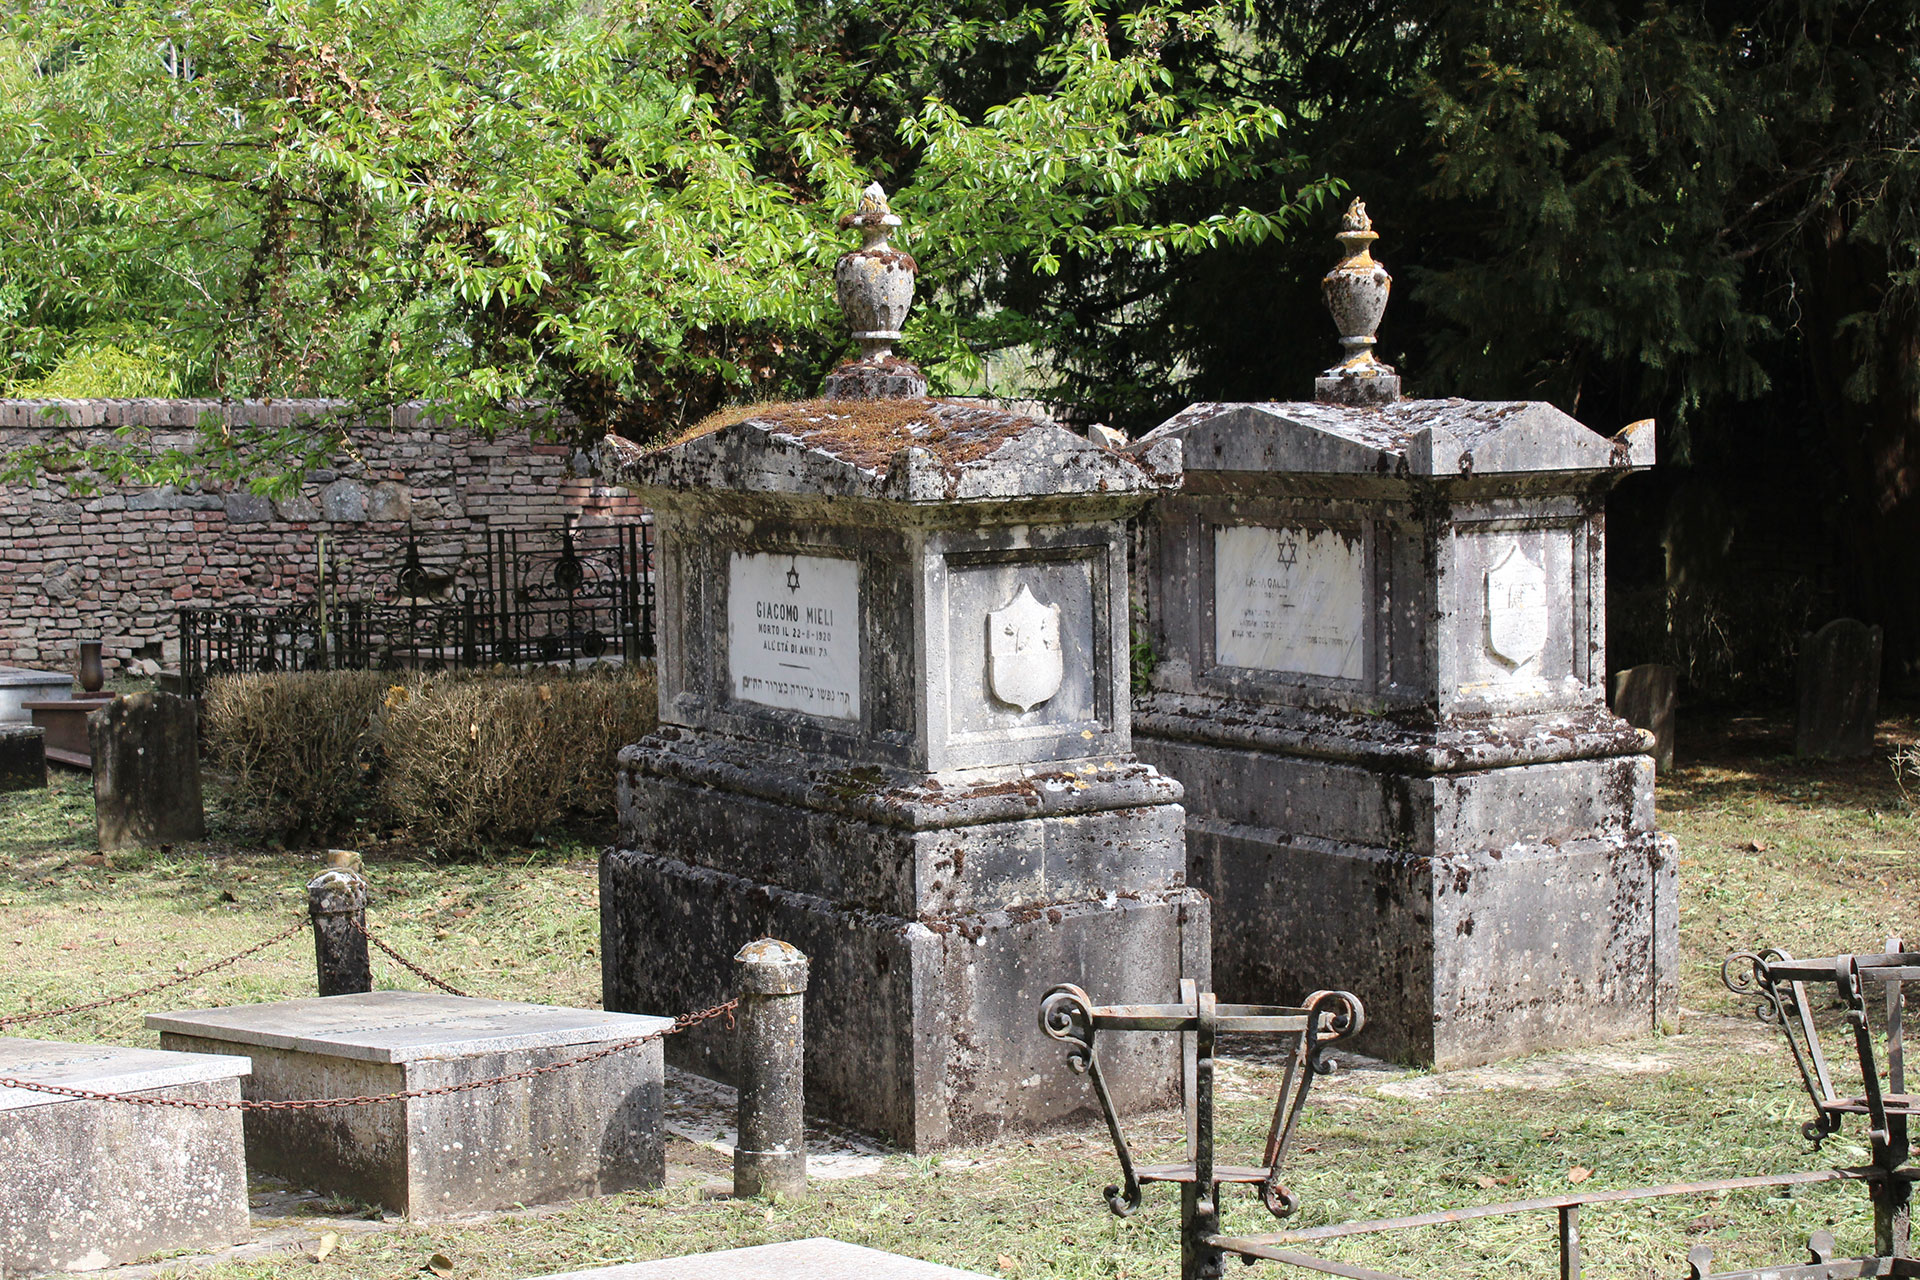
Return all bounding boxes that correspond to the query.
[0,399,646,673]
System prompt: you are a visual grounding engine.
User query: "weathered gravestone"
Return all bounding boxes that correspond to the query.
[1612,663,1677,772]
[1127,199,1676,1067]
[91,690,205,849]
[0,724,45,792]
[530,1239,995,1280]
[1795,619,1883,759]
[596,184,1205,1152]
[149,991,670,1220]
[0,1037,251,1276]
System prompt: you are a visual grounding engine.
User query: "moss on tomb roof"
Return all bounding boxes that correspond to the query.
[662,397,1048,474]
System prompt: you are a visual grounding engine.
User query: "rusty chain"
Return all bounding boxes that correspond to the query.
[347,917,477,998]
[0,916,311,1031]
[0,998,739,1111]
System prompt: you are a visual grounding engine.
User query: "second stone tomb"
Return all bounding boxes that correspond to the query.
[1127,201,1674,1066]
[149,990,670,1219]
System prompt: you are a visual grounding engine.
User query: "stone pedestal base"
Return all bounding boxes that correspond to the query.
[1139,731,1677,1067]
[0,1039,250,1277]
[23,696,113,768]
[604,734,1207,1150]
[150,993,668,1220]
[604,850,1206,1151]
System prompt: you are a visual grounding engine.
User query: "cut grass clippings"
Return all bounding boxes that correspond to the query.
[0,702,1915,1279]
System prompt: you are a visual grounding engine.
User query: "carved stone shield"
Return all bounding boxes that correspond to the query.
[1485,544,1549,668]
[988,584,1063,712]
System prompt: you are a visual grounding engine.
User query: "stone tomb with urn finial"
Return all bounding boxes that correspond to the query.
[596,184,1206,1152]
[1126,199,1676,1067]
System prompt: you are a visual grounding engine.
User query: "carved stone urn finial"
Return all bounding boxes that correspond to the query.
[825,181,926,399]
[1315,198,1400,407]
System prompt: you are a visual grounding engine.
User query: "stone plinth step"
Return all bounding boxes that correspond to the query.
[0,1036,252,1276]
[148,991,672,1221]
[530,1238,994,1279]
[22,695,115,768]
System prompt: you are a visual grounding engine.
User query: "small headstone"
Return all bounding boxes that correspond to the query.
[149,991,671,1219]
[0,1037,251,1274]
[1795,619,1883,759]
[90,691,206,849]
[1611,663,1677,771]
[529,1239,994,1280]
[0,724,46,792]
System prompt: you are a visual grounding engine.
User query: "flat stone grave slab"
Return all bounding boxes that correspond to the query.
[148,991,672,1220]
[0,1036,251,1276]
[0,666,70,725]
[531,1238,994,1279]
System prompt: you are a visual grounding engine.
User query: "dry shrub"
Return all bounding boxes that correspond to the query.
[202,670,392,842]
[1895,740,1920,812]
[379,665,657,855]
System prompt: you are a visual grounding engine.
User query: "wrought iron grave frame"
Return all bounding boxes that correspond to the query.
[1044,944,1915,1280]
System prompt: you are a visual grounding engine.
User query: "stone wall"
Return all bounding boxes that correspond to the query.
[0,399,646,673]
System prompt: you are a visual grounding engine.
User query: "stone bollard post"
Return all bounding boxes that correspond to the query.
[733,938,808,1200]
[307,865,371,997]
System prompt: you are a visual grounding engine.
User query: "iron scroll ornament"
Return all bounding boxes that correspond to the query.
[1039,983,1143,1217]
[1040,981,1365,1228]
[1261,988,1366,1217]
[1722,948,1849,1147]
[1724,943,1920,1158]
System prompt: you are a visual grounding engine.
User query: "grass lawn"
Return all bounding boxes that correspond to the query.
[0,703,1916,1280]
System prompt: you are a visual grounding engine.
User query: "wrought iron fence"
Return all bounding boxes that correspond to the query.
[177,522,654,691]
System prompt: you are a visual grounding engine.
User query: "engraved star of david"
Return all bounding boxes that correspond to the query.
[1276,533,1300,568]
[785,562,802,593]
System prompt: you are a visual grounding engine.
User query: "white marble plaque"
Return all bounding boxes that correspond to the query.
[728,552,861,721]
[1214,525,1365,679]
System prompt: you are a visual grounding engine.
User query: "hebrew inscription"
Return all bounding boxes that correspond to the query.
[1214,524,1365,680]
[728,552,861,720]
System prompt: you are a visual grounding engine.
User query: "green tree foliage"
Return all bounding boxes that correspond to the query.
[0,0,1334,477]
[1414,1,1920,685]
